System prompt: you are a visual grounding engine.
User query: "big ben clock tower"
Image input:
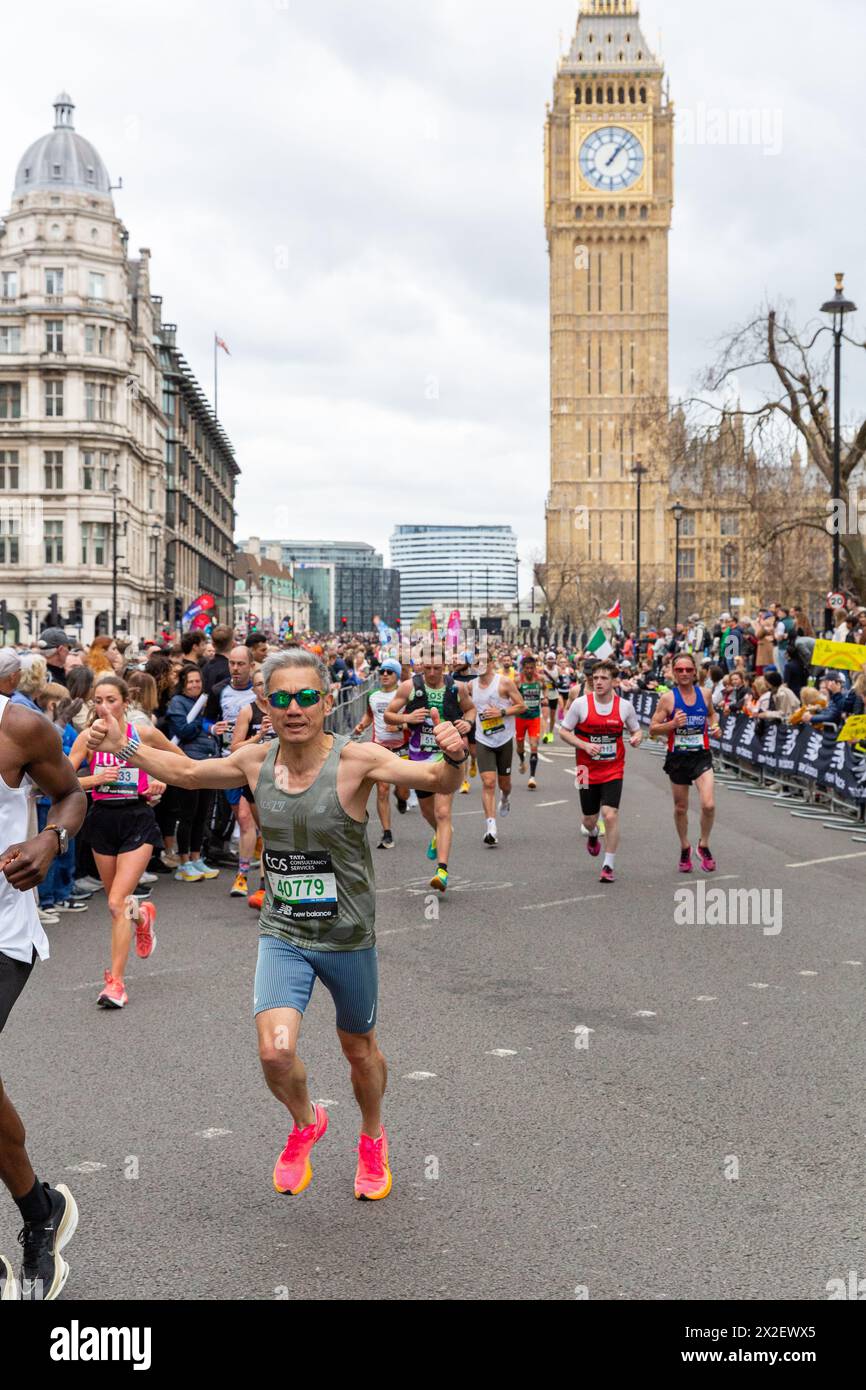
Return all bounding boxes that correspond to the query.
[544,0,673,614]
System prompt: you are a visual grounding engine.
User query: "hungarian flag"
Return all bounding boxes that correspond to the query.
[584,625,613,661]
[215,334,231,355]
[605,599,622,629]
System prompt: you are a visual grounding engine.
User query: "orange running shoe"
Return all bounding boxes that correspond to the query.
[354,1127,392,1201]
[97,971,128,1009]
[273,1104,329,1195]
[248,888,265,910]
[134,901,157,959]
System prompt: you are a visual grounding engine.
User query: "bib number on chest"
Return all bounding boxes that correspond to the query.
[264,850,338,921]
[103,765,139,796]
[420,719,440,753]
[481,714,505,735]
[591,734,617,760]
[674,729,704,751]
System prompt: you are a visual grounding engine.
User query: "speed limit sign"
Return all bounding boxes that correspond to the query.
[827,592,846,610]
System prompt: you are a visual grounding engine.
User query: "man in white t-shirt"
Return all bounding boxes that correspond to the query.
[0,693,86,1299]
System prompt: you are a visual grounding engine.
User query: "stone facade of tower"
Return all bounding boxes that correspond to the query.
[544,0,673,619]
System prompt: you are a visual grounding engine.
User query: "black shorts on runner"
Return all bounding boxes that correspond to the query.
[663,751,714,785]
[476,740,513,777]
[0,948,35,1035]
[84,800,163,857]
[579,779,623,816]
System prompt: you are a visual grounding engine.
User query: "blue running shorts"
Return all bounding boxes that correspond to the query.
[253,935,378,1034]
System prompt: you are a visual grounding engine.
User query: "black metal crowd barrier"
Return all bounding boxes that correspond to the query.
[629,689,866,809]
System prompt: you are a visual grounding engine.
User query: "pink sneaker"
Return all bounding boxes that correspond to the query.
[97,970,128,1009]
[697,844,717,873]
[586,833,601,858]
[134,901,157,959]
[678,846,693,874]
[599,865,615,884]
[354,1127,392,1201]
[273,1104,329,1195]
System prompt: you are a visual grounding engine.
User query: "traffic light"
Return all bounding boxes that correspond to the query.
[67,599,83,629]
[341,616,347,628]
[26,611,33,635]
[49,593,59,625]
[174,598,182,624]
[0,599,7,633]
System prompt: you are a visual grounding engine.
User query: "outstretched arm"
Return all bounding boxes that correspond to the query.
[87,712,258,791]
[0,709,87,890]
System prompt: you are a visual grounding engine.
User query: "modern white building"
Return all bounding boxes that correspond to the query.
[389,523,518,628]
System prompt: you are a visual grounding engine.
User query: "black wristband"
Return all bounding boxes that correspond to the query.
[442,751,468,769]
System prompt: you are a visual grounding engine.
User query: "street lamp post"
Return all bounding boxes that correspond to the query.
[670,502,685,631]
[111,474,120,636]
[515,556,520,640]
[150,522,162,637]
[820,273,857,601]
[631,456,648,635]
[246,568,254,634]
[721,542,735,613]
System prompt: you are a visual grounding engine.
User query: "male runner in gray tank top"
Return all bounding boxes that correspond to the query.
[87,649,468,1201]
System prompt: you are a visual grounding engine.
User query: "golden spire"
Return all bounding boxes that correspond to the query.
[580,0,638,14]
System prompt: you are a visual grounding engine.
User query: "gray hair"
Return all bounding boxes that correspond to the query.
[262,649,330,693]
[0,646,22,680]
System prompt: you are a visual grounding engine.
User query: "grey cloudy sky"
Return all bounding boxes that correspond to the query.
[2,0,864,584]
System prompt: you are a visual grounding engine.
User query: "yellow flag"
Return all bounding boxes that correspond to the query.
[837,715,866,743]
[810,638,866,673]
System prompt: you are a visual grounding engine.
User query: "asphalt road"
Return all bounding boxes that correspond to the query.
[2,742,864,1301]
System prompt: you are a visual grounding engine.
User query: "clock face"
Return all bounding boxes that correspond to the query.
[579,126,644,192]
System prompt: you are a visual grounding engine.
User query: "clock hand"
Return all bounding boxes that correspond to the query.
[605,143,625,168]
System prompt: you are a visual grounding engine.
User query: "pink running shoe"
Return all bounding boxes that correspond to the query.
[586,833,601,858]
[599,865,615,884]
[697,844,717,873]
[273,1104,329,1195]
[354,1127,392,1201]
[134,901,157,959]
[678,846,693,874]
[97,971,128,1009]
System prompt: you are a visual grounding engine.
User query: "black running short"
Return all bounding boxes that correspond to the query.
[0,949,35,1035]
[84,800,163,857]
[663,751,714,786]
[579,779,623,816]
[476,740,513,777]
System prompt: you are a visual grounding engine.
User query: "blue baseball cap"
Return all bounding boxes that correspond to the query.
[380,658,402,677]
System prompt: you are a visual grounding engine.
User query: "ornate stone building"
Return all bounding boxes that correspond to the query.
[544,1,673,610]
[0,94,239,644]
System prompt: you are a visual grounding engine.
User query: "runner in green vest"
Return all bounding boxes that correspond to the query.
[516,654,543,789]
[85,649,468,1204]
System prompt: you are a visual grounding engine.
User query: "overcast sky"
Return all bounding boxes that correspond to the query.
[2,0,864,585]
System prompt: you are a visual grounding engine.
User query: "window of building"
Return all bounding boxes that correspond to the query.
[194,465,203,495]
[681,513,696,538]
[0,326,21,353]
[45,319,63,352]
[84,324,95,353]
[45,378,63,417]
[0,518,20,564]
[44,519,63,564]
[0,451,20,489]
[87,324,112,356]
[43,451,64,489]
[677,549,695,580]
[45,268,64,295]
[52,163,61,178]
[640,205,648,220]
[179,398,188,428]
[0,382,22,418]
[81,521,109,565]
[89,272,105,300]
[84,381,115,421]
[575,87,582,105]
[1,271,17,298]
[721,513,740,536]
[179,494,189,523]
[723,549,740,579]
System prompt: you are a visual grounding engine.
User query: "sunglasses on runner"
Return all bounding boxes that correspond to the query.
[268,688,323,710]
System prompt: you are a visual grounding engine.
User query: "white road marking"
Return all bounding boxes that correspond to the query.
[843,960,863,966]
[786,850,866,868]
[486,1049,518,1057]
[404,1071,436,1080]
[571,1025,595,1034]
[535,800,569,808]
[521,894,604,911]
[748,983,770,990]
[65,1161,107,1174]
[375,886,403,895]
[695,996,717,1002]
[798,970,818,977]
[314,1098,338,1107]
[634,1010,657,1017]
[197,1128,232,1139]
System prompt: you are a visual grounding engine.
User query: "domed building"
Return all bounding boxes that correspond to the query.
[0,96,238,643]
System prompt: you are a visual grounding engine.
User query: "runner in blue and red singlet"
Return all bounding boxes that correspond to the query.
[650,652,722,874]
